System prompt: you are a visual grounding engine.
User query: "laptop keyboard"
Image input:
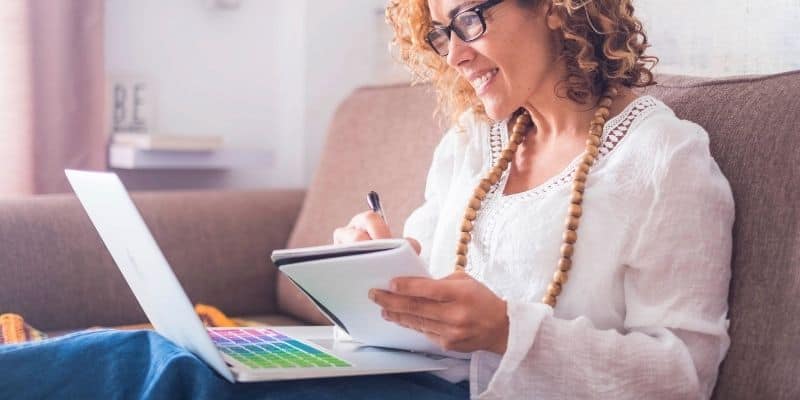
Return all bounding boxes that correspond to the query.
[208,327,351,369]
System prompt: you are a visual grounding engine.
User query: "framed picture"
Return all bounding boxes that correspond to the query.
[106,75,156,135]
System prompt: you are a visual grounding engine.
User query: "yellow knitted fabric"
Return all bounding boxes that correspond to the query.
[0,313,47,344]
[1,305,245,345]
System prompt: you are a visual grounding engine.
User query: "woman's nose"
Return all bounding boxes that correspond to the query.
[446,32,474,68]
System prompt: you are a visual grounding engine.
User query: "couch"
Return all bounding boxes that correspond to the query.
[1,71,798,399]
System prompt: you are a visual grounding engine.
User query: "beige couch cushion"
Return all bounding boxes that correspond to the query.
[288,84,444,248]
[0,189,304,332]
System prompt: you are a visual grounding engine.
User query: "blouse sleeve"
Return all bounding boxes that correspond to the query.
[477,121,735,399]
[403,127,459,269]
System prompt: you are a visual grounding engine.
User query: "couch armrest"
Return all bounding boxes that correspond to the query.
[0,189,305,332]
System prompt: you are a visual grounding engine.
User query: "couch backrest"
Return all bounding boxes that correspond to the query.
[290,70,800,400]
[641,71,800,400]
[0,190,304,332]
[288,84,444,247]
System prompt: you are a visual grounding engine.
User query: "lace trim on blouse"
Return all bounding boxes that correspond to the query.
[467,96,660,277]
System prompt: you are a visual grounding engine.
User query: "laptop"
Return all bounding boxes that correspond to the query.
[65,169,446,382]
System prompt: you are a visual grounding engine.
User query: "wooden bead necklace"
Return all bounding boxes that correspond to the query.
[454,86,619,308]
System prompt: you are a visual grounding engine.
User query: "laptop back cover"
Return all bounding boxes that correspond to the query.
[65,169,235,382]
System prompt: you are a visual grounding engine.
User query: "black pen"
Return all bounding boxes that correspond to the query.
[366,191,387,224]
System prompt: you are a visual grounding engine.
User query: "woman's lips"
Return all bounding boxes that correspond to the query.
[470,68,499,95]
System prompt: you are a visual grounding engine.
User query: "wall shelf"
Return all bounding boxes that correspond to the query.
[108,144,273,170]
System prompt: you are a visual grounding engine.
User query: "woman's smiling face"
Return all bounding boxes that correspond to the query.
[427,0,562,119]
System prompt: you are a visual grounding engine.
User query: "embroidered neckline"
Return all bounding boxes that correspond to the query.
[486,95,660,201]
[466,96,661,278]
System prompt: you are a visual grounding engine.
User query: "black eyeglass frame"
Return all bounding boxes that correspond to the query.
[425,0,504,57]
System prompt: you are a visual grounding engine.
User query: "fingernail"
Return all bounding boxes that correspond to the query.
[381,310,389,320]
[390,280,398,292]
[368,289,376,301]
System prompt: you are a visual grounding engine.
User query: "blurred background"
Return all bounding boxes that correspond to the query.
[0,0,798,196]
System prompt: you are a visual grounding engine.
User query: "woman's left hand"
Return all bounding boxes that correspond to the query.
[368,271,509,354]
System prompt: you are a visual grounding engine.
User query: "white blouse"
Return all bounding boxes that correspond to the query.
[402,96,735,399]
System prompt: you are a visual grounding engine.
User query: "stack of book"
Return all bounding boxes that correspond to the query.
[109,133,228,169]
[112,133,224,151]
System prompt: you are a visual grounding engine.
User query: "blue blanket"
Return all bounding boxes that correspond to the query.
[0,330,468,400]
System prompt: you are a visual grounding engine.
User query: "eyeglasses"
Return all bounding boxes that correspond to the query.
[425,0,504,57]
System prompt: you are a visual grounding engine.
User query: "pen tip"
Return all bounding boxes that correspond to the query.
[366,191,381,209]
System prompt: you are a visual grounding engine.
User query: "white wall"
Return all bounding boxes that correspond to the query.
[105,0,401,189]
[636,0,800,76]
[303,0,402,185]
[105,0,799,190]
[105,0,308,189]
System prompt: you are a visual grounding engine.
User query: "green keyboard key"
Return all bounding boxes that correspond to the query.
[309,359,331,367]
[330,359,350,367]
[255,360,277,368]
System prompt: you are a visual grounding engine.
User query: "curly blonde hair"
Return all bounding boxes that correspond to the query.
[385,0,658,123]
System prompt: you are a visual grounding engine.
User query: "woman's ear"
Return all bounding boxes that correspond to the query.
[545,4,563,31]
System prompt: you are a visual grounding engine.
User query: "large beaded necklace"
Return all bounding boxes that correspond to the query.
[454,86,619,308]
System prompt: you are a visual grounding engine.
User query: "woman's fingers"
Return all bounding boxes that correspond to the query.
[332,211,391,244]
[381,310,446,336]
[369,289,447,322]
[404,237,422,255]
[332,211,393,245]
[348,211,392,239]
[381,310,475,352]
[332,227,371,244]
[388,277,459,302]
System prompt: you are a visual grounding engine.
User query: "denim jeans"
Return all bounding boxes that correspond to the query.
[0,329,469,400]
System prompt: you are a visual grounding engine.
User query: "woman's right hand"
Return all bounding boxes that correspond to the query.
[333,211,392,244]
[332,211,421,255]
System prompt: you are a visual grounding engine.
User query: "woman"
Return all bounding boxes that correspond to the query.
[334,0,734,398]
